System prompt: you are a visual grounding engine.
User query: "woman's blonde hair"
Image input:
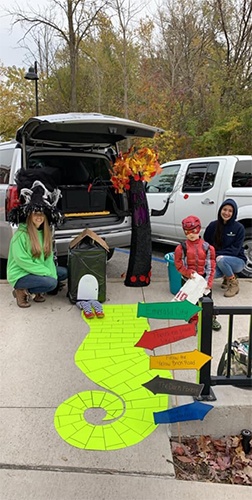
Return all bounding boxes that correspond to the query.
[26,212,52,258]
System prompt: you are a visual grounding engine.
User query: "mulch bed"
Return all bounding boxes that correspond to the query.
[170,435,252,485]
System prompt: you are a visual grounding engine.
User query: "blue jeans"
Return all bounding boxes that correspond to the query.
[215,255,245,278]
[14,266,68,294]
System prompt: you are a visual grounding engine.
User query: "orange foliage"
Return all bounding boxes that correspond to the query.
[111,147,161,193]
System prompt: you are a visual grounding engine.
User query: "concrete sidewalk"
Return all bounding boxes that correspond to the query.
[0,255,251,499]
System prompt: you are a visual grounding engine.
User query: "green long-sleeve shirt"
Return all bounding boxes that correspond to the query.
[7,223,57,287]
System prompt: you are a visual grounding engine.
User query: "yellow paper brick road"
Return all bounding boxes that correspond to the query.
[54,304,172,450]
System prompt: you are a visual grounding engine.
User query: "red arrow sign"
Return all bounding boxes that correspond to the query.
[135,323,196,350]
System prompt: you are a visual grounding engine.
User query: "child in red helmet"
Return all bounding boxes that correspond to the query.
[174,215,221,331]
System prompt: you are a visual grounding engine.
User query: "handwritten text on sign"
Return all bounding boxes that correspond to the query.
[137,301,200,321]
[135,323,196,350]
[150,350,212,371]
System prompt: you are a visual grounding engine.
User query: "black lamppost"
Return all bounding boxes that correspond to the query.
[24,61,39,115]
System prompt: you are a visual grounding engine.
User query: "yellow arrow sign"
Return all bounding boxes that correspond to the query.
[150,350,212,371]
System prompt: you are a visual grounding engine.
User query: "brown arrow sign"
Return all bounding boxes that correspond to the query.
[142,376,204,397]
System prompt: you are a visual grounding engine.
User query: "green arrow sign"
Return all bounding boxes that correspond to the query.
[137,301,200,321]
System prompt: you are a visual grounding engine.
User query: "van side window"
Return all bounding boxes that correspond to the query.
[145,164,180,193]
[182,162,219,192]
[232,160,252,187]
[0,149,14,184]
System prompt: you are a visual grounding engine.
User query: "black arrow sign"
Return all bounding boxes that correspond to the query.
[142,376,204,398]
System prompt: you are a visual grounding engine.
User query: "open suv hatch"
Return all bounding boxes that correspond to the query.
[0,113,163,277]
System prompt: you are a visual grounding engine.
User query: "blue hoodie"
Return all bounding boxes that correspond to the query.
[203,199,246,262]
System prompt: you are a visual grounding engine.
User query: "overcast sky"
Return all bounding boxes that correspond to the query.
[0,0,157,68]
[0,0,46,68]
[0,13,26,67]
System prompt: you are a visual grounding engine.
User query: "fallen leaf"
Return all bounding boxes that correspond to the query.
[243,465,252,480]
[217,456,231,470]
[208,460,220,470]
[198,435,211,453]
[176,456,194,463]
[233,471,251,485]
[212,439,226,452]
[171,434,252,485]
[209,468,221,482]
[230,436,240,447]
[171,441,188,456]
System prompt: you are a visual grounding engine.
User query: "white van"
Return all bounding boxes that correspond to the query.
[0,112,163,278]
[146,155,252,278]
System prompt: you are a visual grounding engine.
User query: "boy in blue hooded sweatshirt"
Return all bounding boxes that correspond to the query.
[204,199,246,297]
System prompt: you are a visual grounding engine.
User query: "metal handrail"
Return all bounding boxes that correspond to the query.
[196,297,252,401]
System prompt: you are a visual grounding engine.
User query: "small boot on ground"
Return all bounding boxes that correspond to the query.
[212,315,221,331]
[224,276,239,297]
[12,289,31,308]
[34,293,46,302]
[221,277,228,289]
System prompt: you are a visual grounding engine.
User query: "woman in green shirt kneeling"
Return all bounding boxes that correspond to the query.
[7,173,67,308]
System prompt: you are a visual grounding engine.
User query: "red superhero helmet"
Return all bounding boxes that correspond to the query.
[182,215,201,233]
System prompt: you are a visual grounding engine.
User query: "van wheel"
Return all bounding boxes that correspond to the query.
[240,227,252,278]
[0,258,7,279]
[107,248,115,261]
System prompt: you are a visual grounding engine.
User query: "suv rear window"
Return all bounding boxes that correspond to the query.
[28,154,111,185]
[25,152,125,218]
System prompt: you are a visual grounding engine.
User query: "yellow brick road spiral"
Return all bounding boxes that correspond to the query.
[54,304,172,450]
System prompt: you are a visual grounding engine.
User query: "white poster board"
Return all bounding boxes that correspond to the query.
[172,272,209,304]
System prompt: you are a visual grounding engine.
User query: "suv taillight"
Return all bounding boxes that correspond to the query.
[6,186,20,218]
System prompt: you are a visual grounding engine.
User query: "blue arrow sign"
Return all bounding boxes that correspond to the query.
[154,401,213,424]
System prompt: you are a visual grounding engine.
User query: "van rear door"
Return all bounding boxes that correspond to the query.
[16,113,164,147]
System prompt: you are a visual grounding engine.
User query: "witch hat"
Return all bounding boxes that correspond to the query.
[8,169,63,226]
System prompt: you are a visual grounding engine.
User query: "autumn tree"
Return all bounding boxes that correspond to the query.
[110,0,146,118]
[207,0,252,110]
[1,0,251,154]
[0,65,35,140]
[151,0,252,156]
[9,0,109,110]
